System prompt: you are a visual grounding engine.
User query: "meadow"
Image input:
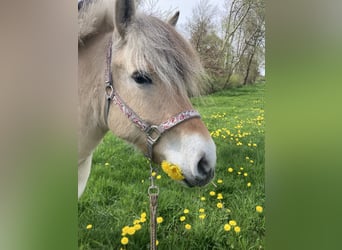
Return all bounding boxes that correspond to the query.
[78,83,265,249]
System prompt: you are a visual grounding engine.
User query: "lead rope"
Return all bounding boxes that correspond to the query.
[147,142,159,250]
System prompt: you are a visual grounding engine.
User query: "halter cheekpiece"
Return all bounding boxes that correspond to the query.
[104,40,201,159]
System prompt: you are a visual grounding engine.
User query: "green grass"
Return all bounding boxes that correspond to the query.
[78,83,265,249]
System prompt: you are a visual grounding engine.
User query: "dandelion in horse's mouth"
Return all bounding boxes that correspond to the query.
[86,224,92,230]
[161,161,184,181]
[121,237,129,245]
[256,205,263,213]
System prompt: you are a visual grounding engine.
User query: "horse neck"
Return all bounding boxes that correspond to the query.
[78,32,113,158]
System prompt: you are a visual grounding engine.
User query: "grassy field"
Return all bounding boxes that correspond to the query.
[78,83,265,249]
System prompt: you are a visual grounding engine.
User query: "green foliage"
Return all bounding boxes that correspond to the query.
[78,83,265,249]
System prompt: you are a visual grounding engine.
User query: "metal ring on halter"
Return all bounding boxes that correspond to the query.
[146,125,162,146]
[105,84,113,100]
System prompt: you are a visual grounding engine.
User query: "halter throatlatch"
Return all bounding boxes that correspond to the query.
[104,40,201,250]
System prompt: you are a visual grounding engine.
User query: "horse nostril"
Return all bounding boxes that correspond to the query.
[197,156,209,177]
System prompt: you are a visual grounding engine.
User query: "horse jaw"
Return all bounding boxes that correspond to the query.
[156,133,216,187]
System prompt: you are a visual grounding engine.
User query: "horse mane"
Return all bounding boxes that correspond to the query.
[78,0,114,43]
[79,0,206,97]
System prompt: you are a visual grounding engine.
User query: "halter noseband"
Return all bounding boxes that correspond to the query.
[104,41,201,159]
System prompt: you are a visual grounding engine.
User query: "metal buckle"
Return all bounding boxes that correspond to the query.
[148,185,159,195]
[146,125,162,146]
[105,83,113,100]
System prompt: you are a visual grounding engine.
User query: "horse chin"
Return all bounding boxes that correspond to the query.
[181,172,214,188]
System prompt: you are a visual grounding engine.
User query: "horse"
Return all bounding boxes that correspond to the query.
[78,0,216,198]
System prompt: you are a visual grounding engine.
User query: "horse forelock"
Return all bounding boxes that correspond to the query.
[114,14,205,98]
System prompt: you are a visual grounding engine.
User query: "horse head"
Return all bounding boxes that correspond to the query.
[106,0,216,187]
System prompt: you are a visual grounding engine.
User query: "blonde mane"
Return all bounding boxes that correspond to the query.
[78,0,114,43]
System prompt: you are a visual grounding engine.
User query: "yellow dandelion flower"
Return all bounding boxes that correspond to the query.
[199,208,205,213]
[151,171,157,177]
[237,171,241,175]
[228,167,233,173]
[229,220,237,226]
[209,191,216,196]
[234,226,241,233]
[105,162,110,166]
[224,224,231,231]
[248,143,252,147]
[185,224,191,230]
[183,209,189,214]
[140,217,146,223]
[127,227,136,235]
[161,161,184,181]
[245,156,250,160]
[247,182,252,187]
[256,205,263,213]
[217,179,223,184]
[86,224,92,230]
[217,202,223,208]
[157,217,164,224]
[134,223,142,231]
[200,196,206,201]
[156,175,161,180]
[253,143,257,147]
[217,193,223,200]
[141,212,147,218]
[240,167,244,170]
[121,237,129,245]
[121,226,130,236]
[243,172,248,177]
[199,214,206,219]
[180,216,186,222]
[250,160,254,163]
[156,240,159,246]
[133,219,140,225]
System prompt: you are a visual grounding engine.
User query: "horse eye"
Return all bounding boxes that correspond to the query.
[132,71,152,85]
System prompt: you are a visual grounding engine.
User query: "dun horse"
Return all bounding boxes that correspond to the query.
[78,0,216,198]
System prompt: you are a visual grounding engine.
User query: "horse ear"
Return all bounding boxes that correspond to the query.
[168,11,180,26]
[114,0,136,38]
